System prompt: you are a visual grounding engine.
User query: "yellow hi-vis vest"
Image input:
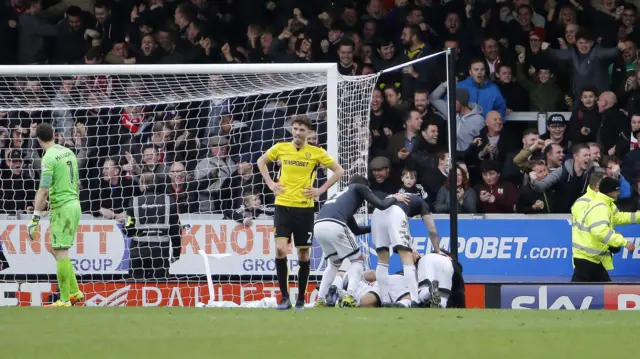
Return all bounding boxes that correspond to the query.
[571,191,636,270]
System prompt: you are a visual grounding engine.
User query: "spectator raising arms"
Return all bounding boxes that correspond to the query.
[517,160,557,213]
[530,143,595,212]
[429,84,485,153]
[541,30,624,100]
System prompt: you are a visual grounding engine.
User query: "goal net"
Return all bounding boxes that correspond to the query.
[0,63,379,307]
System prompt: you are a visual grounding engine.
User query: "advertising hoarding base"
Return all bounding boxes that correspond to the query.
[0,282,488,308]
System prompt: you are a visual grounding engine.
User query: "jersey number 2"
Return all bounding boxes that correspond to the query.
[66,161,74,183]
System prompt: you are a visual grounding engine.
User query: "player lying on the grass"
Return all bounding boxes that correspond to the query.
[371,192,439,306]
[416,250,466,308]
[314,175,409,308]
[323,250,465,308]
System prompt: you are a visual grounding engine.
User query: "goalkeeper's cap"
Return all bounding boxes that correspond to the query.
[349,175,369,187]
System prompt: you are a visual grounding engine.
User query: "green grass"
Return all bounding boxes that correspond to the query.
[1,308,639,359]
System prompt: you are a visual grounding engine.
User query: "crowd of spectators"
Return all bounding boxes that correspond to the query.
[3,0,640,222]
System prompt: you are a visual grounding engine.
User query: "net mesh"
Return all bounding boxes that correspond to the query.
[0,67,379,307]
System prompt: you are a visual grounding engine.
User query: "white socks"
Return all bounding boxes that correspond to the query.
[346,259,363,295]
[418,287,431,303]
[403,264,419,303]
[418,285,448,308]
[441,297,448,307]
[375,263,389,303]
[317,262,339,300]
[332,275,344,290]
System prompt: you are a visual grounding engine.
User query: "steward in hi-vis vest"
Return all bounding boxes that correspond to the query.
[571,177,637,282]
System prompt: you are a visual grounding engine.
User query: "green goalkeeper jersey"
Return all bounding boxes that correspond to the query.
[40,144,79,209]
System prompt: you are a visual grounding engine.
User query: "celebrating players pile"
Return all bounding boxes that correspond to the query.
[259,116,465,310]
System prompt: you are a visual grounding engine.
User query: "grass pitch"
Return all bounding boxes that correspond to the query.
[1,308,638,359]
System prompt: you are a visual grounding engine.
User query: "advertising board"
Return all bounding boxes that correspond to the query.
[369,218,640,281]
[2,217,638,282]
[500,285,640,310]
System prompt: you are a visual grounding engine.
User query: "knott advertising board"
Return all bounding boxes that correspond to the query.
[0,219,327,276]
[0,221,129,275]
[170,220,327,275]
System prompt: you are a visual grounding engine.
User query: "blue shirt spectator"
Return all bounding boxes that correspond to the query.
[456,59,507,118]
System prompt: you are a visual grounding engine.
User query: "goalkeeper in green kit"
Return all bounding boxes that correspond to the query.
[28,123,83,307]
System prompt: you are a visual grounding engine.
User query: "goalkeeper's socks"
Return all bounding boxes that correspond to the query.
[346,259,363,295]
[297,260,311,303]
[275,257,289,299]
[375,263,389,303]
[69,262,80,294]
[403,264,419,303]
[56,258,73,302]
[317,261,339,300]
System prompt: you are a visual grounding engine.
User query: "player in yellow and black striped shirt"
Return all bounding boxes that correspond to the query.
[257,116,344,310]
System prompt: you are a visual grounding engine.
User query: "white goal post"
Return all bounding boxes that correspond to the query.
[0,62,383,306]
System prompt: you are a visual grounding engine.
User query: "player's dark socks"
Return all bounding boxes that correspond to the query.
[297,260,311,302]
[326,285,338,307]
[275,257,289,299]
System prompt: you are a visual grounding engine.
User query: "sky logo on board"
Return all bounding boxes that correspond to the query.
[500,285,604,310]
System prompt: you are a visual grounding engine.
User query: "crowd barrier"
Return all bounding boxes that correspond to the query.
[1,214,638,283]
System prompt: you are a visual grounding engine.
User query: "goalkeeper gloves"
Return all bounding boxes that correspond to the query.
[124,215,135,228]
[27,212,42,241]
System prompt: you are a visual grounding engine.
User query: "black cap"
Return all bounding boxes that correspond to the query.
[547,113,566,126]
[456,88,470,107]
[481,160,501,173]
[599,177,620,195]
[9,149,22,161]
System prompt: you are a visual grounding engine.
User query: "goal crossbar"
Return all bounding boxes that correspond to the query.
[0,63,342,76]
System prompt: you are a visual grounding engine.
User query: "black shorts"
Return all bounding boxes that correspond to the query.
[274,205,315,248]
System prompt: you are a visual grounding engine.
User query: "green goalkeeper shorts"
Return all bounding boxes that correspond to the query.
[49,201,81,250]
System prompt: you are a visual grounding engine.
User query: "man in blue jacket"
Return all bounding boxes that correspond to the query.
[456,58,507,118]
